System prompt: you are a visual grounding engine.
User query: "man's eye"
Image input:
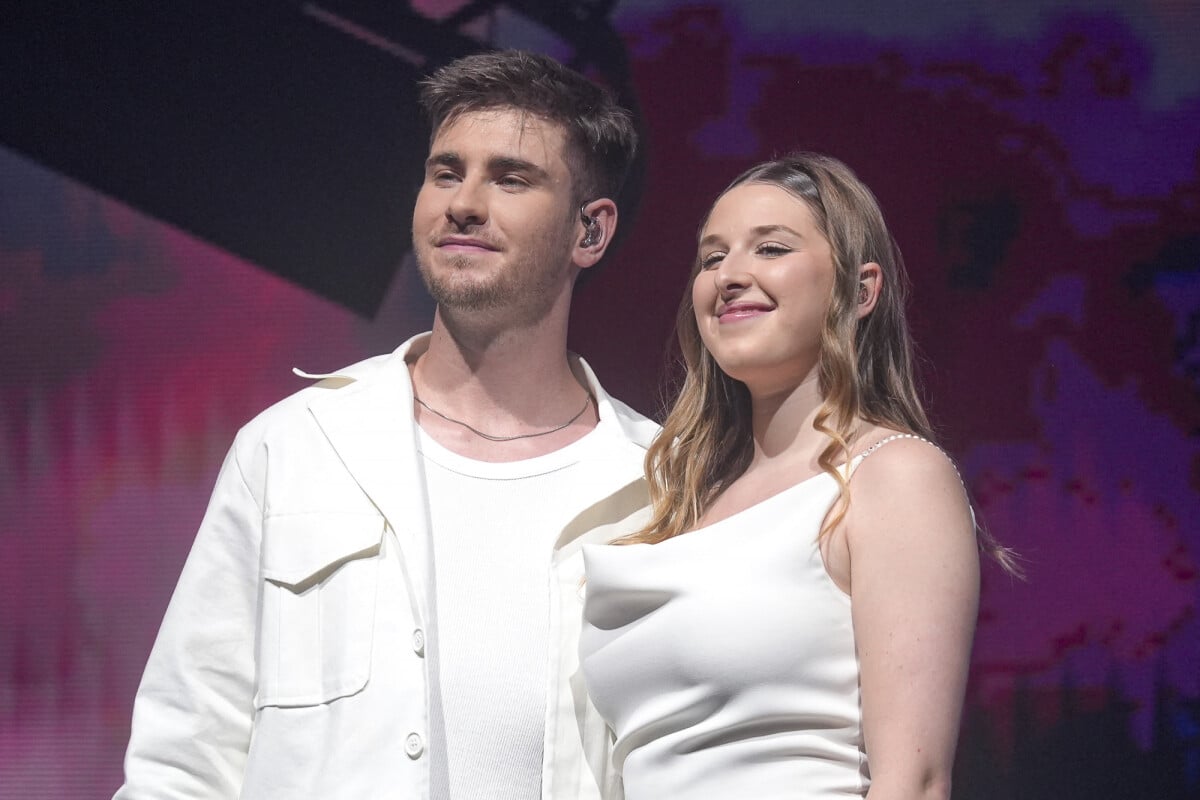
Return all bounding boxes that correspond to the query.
[497,175,529,189]
[431,170,459,184]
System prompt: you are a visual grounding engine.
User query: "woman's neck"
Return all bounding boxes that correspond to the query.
[747,373,831,470]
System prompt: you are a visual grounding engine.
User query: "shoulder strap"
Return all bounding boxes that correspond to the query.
[850,433,962,484]
[856,432,928,460]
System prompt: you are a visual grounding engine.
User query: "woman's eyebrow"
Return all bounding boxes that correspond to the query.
[699,224,804,249]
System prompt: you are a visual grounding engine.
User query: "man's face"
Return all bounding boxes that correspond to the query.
[412,108,580,323]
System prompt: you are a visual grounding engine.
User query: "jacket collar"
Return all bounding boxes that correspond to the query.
[298,333,657,541]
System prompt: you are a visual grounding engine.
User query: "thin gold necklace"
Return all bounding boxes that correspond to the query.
[414,393,593,442]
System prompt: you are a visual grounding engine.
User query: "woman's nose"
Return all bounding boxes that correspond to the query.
[714,254,752,296]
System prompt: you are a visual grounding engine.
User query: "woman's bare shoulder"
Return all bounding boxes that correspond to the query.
[845,425,974,547]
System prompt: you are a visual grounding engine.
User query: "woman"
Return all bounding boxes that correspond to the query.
[580,153,1016,798]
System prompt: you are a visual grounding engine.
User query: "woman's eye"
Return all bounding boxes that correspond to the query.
[699,252,725,270]
[757,243,790,257]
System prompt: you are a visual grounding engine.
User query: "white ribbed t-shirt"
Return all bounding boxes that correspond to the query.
[418,423,613,800]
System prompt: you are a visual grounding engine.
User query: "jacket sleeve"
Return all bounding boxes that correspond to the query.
[114,442,263,799]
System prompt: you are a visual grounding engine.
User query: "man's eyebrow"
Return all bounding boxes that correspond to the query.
[488,156,549,180]
[424,152,550,182]
[425,151,463,171]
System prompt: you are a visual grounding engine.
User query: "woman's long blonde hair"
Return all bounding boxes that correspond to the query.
[626,153,1016,572]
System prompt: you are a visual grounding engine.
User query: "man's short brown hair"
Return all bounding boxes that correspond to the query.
[419,50,637,205]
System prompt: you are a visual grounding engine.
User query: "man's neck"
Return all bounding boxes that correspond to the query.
[408,308,599,461]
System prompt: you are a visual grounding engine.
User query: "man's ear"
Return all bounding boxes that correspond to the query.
[856,262,882,319]
[574,198,618,270]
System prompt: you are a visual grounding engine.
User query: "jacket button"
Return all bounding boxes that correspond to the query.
[405,732,424,759]
[412,628,425,656]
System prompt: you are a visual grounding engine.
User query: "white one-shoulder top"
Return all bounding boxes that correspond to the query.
[580,448,890,799]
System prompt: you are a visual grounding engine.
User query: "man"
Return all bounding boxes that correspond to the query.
[115,50,655,799]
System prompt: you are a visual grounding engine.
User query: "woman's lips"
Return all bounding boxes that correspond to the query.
[717,303,773,322]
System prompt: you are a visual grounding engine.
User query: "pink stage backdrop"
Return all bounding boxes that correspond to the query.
[2,2,1198,796]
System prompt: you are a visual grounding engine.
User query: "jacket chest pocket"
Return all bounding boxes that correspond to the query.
[256,512,385,708]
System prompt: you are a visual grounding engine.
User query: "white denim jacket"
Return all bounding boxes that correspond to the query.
[115,333,656,799]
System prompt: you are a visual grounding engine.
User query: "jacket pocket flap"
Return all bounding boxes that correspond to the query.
[262,512,385,588]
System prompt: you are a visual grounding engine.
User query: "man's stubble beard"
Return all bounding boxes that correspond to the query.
[418,251,520,312]
[415,229,577,326]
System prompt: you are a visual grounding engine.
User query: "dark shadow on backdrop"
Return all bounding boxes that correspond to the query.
[1,0,644,317]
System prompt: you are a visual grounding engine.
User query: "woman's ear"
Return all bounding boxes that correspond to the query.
[856,262,882,319]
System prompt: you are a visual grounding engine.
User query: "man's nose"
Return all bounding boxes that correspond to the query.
[446,180,486,228]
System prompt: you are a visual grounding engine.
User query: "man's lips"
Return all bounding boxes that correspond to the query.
[435,236,499,252]
[716,302,774,322]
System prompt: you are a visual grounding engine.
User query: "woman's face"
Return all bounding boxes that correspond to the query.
[692,182,836,395]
